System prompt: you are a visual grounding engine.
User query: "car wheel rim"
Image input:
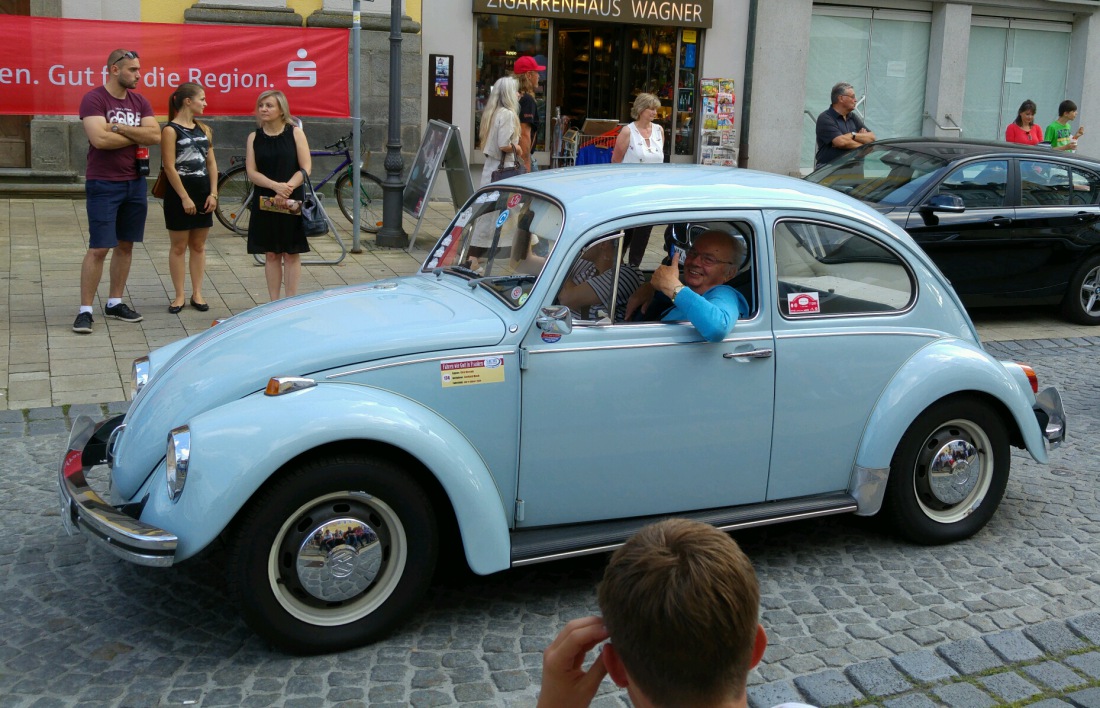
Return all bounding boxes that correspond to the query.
[1080,266,1100,316]
[912,418,993,524]
[268,491,407,626]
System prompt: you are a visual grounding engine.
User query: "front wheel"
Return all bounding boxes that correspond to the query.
[1061,253,1100,325]
[227,455,438,653]
[215,165,252,236]
[882,397,1010,545]
[335,169,384,233]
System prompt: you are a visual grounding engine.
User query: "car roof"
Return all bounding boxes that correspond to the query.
[862,137,1100,166]
[505,163,902,240]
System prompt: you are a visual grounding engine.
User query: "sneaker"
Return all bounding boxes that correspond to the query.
[72,311,94,334]
[104,302,143,323]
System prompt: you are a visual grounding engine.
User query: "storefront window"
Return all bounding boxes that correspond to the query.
[475,14,549,153]
[963,19,1070,142]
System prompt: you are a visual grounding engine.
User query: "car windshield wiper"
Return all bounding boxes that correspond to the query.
[434,265,481,279]
[467,273,537,289]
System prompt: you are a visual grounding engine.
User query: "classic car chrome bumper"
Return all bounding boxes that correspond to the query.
[58,415,178,567]
[1034,386,1066,449]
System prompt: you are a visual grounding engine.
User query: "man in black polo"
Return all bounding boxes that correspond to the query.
[815,82,876,169]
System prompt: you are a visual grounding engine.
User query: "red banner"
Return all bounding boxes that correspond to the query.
[0,16,349,117]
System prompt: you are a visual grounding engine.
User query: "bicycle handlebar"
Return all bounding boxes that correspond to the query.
[322,133,353,153]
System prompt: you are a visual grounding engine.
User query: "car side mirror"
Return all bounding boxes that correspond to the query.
[536,305,573,336]
[921,194,966,214]
[918,193,965,226]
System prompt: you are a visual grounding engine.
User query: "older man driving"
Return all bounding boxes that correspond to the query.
[625,229,746,342]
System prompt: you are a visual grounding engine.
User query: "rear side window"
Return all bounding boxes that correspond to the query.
[1020,160,1100,206]
[774,220,914,318]
[935,159,1008,209]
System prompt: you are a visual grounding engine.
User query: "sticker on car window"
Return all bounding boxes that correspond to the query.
[441,356,505,387]
[507,193,523,208]
[788,292,821,315]
[476,191,499,204]
[496,211,510,228]
[455,208,473,226]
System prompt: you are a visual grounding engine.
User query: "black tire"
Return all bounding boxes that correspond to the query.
[335,169,384,233]
[227,455,438,653]
[882,397,1010,544]
[215,165,252,236]
[1061,253,1100,325]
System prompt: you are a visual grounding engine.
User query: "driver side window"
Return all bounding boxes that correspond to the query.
[556,232,644,322]
[935,159,1008,209]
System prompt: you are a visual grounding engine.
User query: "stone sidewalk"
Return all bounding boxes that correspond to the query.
[0,197,454,410]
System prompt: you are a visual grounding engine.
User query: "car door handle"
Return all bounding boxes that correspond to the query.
[989,216,1012,227]
[1076,211,1092,221]
[723,348,773,360]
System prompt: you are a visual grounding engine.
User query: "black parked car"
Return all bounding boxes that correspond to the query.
[807,138,1100,324]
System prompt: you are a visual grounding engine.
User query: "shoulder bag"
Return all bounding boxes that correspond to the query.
[299,169,328,237]
[491,145,526,182]
[150,167,168,199]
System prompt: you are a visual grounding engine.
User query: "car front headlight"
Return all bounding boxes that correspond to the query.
[166,426,191,502]
[132,356,150,398]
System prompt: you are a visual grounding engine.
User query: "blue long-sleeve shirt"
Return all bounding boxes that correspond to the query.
[661,285,746,342]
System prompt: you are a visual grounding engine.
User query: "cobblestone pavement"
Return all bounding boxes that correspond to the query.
[2,340,1100,707]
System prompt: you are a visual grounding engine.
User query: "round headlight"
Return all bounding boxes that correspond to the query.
[166,426,191,502]
[132,357,150,398]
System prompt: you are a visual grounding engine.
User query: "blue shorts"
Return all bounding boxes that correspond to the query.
[86,178,147,249]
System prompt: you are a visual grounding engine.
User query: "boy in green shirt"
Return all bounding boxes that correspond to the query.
[1045,99,1085,152]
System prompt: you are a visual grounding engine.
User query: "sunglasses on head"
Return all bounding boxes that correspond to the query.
[112,51,139,65]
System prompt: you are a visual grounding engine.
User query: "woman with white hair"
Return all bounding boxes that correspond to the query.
[478,76,522,187]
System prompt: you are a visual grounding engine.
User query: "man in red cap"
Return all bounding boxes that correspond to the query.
[513,55,545,172]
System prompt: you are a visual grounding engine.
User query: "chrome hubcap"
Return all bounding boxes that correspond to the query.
[913,418,993,524]
[295,517,383,602]
[927,439,979,505]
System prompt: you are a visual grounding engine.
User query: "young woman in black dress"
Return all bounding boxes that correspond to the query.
[161,82,218,313]
[245,90,312,301]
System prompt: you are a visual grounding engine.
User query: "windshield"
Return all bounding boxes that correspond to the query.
[422,189,564,308]
[808,145,948,205]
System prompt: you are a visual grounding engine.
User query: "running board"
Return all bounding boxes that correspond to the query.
[510,493,858,567]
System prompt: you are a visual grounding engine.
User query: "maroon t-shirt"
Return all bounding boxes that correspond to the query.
[78,86,154,181]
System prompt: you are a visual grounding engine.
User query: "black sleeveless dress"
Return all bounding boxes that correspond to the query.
[247,125,308,255]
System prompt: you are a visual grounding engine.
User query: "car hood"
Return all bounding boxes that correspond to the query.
[113,276,506,498]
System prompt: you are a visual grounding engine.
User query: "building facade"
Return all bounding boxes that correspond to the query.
[418,0,1100,178]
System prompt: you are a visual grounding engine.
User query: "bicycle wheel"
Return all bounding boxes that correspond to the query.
[215,165,253,236]
[336,170,384,233]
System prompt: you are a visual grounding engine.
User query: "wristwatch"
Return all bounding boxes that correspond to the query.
[111,124,120,133]
[851,131,857,139]
[673,284,686,301]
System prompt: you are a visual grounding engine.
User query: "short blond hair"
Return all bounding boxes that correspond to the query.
[631,92,661,120]
[254,90,296,129]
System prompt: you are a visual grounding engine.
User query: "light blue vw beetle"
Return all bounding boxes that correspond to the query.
[59,165,1066,654]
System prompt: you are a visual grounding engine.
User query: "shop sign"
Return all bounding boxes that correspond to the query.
[472,0,713,29]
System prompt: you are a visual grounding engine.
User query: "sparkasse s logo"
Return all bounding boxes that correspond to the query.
[287,49,317,87]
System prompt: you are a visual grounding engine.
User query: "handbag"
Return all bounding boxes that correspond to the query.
[299,169,328,237]
[150,167,168,199]
[491,145,526,182]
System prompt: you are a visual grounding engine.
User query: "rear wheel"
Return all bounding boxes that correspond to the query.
[228,455,437,653]
[882,397,1010,544]
[215,165,252,236]
[336,169,384,233]
[1062,254,1100,325]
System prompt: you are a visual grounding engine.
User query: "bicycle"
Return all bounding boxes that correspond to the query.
[214,133,384,236]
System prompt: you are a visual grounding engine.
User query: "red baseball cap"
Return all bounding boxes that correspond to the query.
[514,56,546,73]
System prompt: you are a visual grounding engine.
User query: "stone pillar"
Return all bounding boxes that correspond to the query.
[743,0,813,176]
[923,3,971,138]
[1068,10,1100,139]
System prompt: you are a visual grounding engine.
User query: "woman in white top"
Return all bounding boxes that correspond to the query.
[611,92,665,264]
[477,76,521,187]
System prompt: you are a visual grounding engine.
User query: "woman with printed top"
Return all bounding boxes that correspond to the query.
[161,82,218,313]
[612,93,665,266]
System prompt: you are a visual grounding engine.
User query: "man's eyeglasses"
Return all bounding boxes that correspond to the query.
[112,51,139,65]
[686,248,734,267]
